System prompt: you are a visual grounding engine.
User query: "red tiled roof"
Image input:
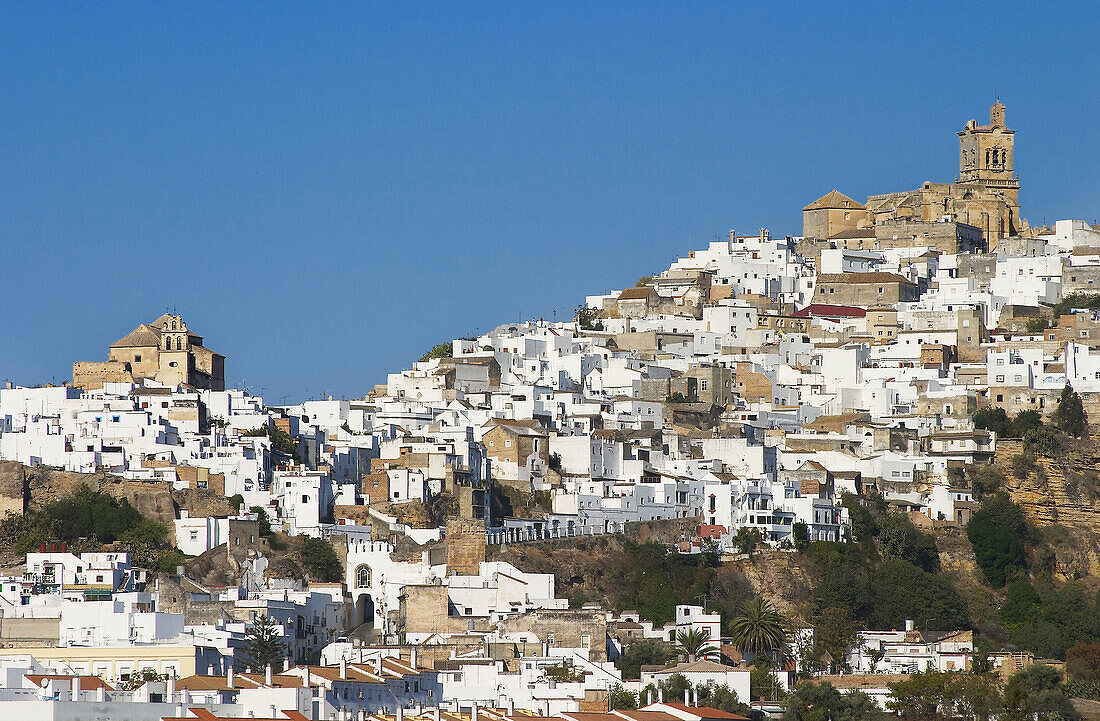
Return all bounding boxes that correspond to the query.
[26,674,113,691]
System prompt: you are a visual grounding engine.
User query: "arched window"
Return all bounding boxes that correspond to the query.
[176,337,183,350]
[165,336,172,349]
[355,565,371,588]
[986,149,991,166]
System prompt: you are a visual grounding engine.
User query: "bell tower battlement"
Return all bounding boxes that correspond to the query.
[957,100,1019,203]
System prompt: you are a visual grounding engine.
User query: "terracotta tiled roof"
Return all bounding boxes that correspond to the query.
[802,189,866,211]
[110,323,162,348]
[618,287,654,301]
[26,674,113,691]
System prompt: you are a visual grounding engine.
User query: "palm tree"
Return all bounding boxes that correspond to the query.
[675,627,719,662]
[728,598,787,663]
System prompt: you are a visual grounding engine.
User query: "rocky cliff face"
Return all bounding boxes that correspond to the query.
[995,439,1100,582]
[0,461,234,525]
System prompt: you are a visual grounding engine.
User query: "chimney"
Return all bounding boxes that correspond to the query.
[96,684,106,703]
[375,656,382,674]
[39,543,46,553]
[471,701,479,721]
[266,663,273,685]
[410,648,417,668]
[166,674,176,700]
[397,706,405,721]
[684,689,690,705]
[72,676,80,701]
[60,543,67,553]
[227,665,235,689]
[340,657,348,679]
[51,543,57,553]
[658,688,664,703]
[905,619,914,632]
[647,688,654,705]
[507,698,515,715]
[433,707,442,721]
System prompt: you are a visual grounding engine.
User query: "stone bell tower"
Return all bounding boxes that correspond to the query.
[957,100,1019,206]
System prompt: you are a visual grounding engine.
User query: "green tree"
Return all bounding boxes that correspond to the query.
[1054,383,1088,438]
[868,559,970,631]
[238,614,287,673]
[1000,579,1041,628]
[1052,293,1100,317]
[609,684,639,710]
[878,514,940,572]
[733,527,763,555]
[967,464,1003,499]
[418,341,453,362]
[119,668,168,691]
[784,681,886,721]
[675,627,718,662]
[1026,316,1051,333]
[974,406,1012,437]
[615,638,674,680]
[576,305,604,331]
[729,598,787,660]
[885,672,1003,721]
[812,606,859,675]
[695,683,754,714]
[792,522,809,552]
[0,484,149,554]
[299,536,342,582]
[840,493,879,544]
[1002,664,1081,721]
[1012,409,1044,436]
[656,674,691,706]
[1023,426,1061,457]
[250,505,274,537]
[968,492,1028,587]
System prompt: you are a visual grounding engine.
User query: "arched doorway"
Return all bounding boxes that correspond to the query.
[354,594,375,626]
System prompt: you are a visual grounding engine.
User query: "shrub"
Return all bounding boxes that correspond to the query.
[1023,426,1060,457]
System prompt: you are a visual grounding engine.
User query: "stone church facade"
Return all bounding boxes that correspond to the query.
[72,313,225,391]
[805,101,1030,247]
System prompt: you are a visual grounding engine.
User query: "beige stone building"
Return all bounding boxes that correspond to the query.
[802,190,869,240]
[804,101,1030,245]
[813,273,918,307]
[73,313,225,391]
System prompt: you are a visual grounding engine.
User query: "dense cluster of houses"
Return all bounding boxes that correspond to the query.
[2,212,1100,718]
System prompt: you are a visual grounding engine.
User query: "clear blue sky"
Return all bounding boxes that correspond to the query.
[2,3,1098,401]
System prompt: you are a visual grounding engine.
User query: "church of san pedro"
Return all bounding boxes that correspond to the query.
[803,101,1033,249]
[72,313,225,391]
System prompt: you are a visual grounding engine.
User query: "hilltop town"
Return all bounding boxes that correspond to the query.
[3,101,1100,719]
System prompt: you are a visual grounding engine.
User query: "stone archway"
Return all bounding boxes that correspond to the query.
[354,594,375,626]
